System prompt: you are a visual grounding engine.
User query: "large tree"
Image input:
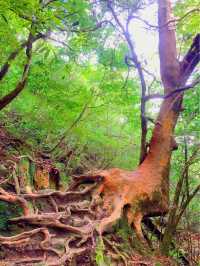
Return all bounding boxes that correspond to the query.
[0,0,199,264]
[84,0,200,241]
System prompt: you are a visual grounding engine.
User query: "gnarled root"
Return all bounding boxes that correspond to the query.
[0,168,168,265]
[0,187,29,216]
[0,176,102,265]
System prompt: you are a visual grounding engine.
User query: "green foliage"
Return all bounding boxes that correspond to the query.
[115,218,133,243]
[0,0,146,174]
[94,237,112,266]
[175,0,200,35]
[155,263,163,266]
[0,40,141,170]
[0,0,199,242]
[169,247,185,264]
[0,201,22,232]
[175,0,200,53]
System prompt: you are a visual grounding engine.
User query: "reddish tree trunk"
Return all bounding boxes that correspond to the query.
[90,0,200,244]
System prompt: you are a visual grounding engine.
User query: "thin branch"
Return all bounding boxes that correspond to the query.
[120,67,130,93]
[107,1,124,32]
[0,33,44,82]
[183,136,190,199]
[47,36,74,51]
[49,101,90,152]
[0,227,47,242]
[0,32,34,111]
[71,20,115,33]
[8,8,35,23]
[172,144,200,213]
[143,116,157,125]
[125,56,162,90]
[164,7,200,28]
[144,77,200,101]
[175,184,200,226]
[42,0,58,8]
[107,0,148,163]
[131,8,200,30]
[161,144,200,254]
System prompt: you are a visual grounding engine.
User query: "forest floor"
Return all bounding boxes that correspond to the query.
[0,125,199,266]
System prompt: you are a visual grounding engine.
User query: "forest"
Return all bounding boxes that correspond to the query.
[0,0,199,265]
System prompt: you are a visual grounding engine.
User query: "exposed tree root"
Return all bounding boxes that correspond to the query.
[0,187,29,215]
[0,227,48,243]
[103,236,130,266]
[0,176,101,265]
[0,169,169,265]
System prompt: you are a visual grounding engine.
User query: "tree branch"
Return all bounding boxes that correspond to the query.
[0,33,44,82]
[0,32,34,111]
[144,76,200,101]
[175,184,200,227]
[49,101,89,153]
[71,20,115,33]
[180,33,200,81]
[131,8,200,30]
[158,0,180,91]
[107,0,148,163]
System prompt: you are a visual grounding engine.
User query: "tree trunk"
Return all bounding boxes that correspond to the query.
[92,0,200,244]
[0,35,33,111]
[0,33,43,82]
[0,32,45,111]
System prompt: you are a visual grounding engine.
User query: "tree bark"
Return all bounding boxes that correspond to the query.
[0,33,43,82]
[0,32,34,111]
[94,0,199,246]
[148,0,200,255]
[0,58,31,111]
